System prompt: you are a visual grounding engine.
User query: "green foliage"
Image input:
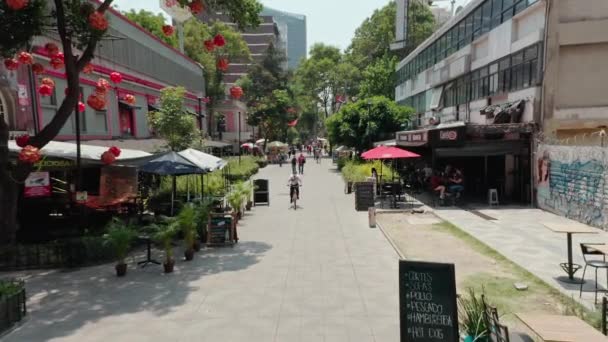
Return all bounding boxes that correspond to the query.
[226,156,260,182]
[0,0,46,57]
[124,9,178,47]
[341,160,397,183]
[326,96,413,152]
[177,204,197,251]
[151,222,179,262]
[103,218,136,264]
[148,87,199,151]
[0,279,23,298]
[358,55,398,100]
[245,89,297,143]
[458,288,489,341]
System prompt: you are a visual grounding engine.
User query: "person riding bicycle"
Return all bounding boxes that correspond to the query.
[287,173,302,203]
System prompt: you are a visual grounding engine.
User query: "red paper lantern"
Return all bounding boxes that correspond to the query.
[19,145,41,164]
[32,63,44,75]
[40,77,55,88]
[188,0,203,14]
[38,84,53,97]
[124,94,136,105]
[50,53,64,70]
[203,40,215,52]
[216,58,229,72]
[4,58,18,71]
[89,11,109,31]
[15,135,30,148]
[96,78,110,94]
[87,93,106,111]
[230,86,243,100]
[6,0,28,11]
[109,72,122,84]
[213,34,226,47]
[45,43,59,56]
[162,25,175,36]
[101,151,116,165]
[17,52,33,65]
[82,63,94,74]
[78,102,86,113]
[109,146,121,157]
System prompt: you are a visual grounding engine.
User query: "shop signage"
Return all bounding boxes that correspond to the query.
[400,260,459,342]
[17,84,29,106]
[432,126,466,148]
[24,172,51,198]
[397,131,428,147]
[439,129,459,141]
[33,159,75,170]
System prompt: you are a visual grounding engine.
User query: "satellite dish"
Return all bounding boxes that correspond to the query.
[160,0,192,23]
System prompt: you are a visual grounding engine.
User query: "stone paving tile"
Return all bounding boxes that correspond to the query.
[2,160,399,342]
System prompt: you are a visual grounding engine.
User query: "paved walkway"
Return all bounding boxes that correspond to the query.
[433,206,608,309]
[3,159,400,342]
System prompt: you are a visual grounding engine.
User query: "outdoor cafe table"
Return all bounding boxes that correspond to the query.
[516,313,607,342]
[543,222,599,284]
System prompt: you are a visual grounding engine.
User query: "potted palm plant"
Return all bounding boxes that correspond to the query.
[152,222,178,273]
[458,288,489,342]
[227,187,245,221]
[103,218,136,277]
[194,200,211,248]
[241,181,254,211]
[177,204,197,261]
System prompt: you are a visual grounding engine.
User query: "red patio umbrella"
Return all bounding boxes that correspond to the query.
[362,146,420,160]
[362,146,420,182]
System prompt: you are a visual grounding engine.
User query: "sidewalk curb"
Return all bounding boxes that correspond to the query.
[375,216,407,260]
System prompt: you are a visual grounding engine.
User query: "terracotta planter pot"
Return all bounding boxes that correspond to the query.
[163,259,175,273]
[115,263,127,277]
[184,249,194,261]
[193,241,201,252]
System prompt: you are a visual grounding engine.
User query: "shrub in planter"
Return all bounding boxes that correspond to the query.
[103,218,136,277]
[0,279,26,333]
[177,205,197,260]
[458,288,489,342]
[152,223,178,273]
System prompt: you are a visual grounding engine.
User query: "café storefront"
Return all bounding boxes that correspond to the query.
[396,122,533,204]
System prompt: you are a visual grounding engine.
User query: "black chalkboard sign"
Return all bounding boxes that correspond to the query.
[355,182,375,211]
[208,216,231,246]
[399,260,459,342]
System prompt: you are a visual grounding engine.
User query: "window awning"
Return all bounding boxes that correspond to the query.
[148,104,160,112]
[480,100,525,124]
[435,141,526,158]
[119,101,142,110]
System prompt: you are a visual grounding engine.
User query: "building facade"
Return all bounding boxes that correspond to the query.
[2,5,205,148]
[394,0,544,204]
[261,6,307,70]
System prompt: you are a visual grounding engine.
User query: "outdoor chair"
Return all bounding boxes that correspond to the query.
[579,243,608,305]
[482,295,534,342]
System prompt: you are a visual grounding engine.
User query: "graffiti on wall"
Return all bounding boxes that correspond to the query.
[537,144,608,229]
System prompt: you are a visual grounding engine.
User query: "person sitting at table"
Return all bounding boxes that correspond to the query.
[447,169,465,197]
[430,171,446,200]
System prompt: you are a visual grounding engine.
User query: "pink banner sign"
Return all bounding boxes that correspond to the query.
[24,172,51,198]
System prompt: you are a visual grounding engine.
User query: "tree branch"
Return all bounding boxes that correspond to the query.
[77,0,115,70]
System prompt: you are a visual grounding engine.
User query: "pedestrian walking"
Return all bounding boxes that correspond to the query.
[298,153,306,174]
[291,156,297,174]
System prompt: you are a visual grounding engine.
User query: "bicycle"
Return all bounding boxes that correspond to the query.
[289,185,300,210]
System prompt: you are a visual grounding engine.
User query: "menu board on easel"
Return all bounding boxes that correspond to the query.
[207,214,233,246]
[399,260,459,342]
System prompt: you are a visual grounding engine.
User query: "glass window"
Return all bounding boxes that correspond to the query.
[465,16,473,44]
[491,0,503,27]
[457,21,465,47]
[482,1,492,33]
[524,45,538,61]
[473,7,483,39]
[515,0,527,14]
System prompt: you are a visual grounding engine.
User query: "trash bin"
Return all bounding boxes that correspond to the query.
[368,207,376,228]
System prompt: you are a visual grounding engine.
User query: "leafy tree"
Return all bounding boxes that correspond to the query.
[0,0,261,245]
[124,10,178,47]
[294,44,358,119]
[325,96,414,153]
[149,87,199,151]
[358,55,398,99]
[247,89,296,142]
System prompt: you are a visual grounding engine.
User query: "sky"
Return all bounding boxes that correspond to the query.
[113,0,469,53]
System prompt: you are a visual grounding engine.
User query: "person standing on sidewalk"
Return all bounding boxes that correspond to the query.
[298,153,306,174]
[291,156,297,174]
